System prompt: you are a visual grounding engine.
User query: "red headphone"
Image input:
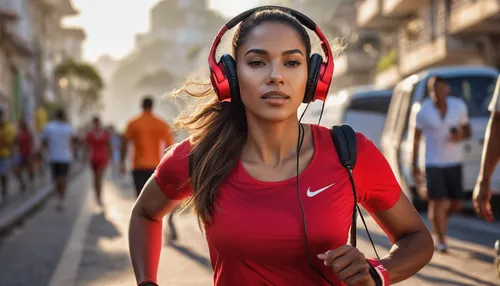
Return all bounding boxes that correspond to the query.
[208,6,334,104]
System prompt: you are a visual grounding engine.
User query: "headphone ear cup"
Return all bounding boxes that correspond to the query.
[219,54,239,100]
[303,53,323,104]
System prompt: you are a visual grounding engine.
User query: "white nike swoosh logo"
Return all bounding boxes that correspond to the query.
[306,183,336,197]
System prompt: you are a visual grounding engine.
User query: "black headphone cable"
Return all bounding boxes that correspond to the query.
[296,121,335,286]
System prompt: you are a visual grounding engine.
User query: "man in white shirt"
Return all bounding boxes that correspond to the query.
[42,108,77,210]
[473,75,500,274]
[412,76,471,253]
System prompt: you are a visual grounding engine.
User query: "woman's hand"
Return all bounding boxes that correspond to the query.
[317,245,375,286]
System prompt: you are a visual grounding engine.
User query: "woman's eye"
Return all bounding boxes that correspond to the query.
[285,60,301,67]
[248,61,264,67]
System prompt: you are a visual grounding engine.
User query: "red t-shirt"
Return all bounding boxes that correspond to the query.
[154,124,401,285]
[18,129,32,157]
[86,130,110,162]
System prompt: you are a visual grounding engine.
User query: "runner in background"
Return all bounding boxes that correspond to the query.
[33,106,48,179]
[14,118,34,191]
[412,76,471,253]
[42,108,77,210]
[120,97,174,197]
[0,109,16,204]
[108,125,121,178]
[85,117,111,207]
[120,96,177,242]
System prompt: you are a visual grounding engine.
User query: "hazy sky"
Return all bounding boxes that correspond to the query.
[63,0,260,62]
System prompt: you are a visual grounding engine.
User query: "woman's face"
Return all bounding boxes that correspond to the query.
[236,22,308,123]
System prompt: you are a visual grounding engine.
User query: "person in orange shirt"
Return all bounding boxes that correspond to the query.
[120,96,174,197]
[121,97,179,242]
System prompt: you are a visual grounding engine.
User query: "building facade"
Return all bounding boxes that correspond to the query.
[0,0,33,123]
[0,0,84,132]
[106,0,226,131]
[0,6,19,117]
[323,0,381,92]
[356,0,500,88]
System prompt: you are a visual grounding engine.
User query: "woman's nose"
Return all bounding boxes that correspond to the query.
[267,63,284,85]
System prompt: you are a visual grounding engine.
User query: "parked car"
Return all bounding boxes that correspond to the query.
[298,86,393,148]
[380,66,500,212]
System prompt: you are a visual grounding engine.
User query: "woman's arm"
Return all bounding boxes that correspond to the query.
[129,177,181,284]
[344,133,433,284]
[371,194,434,283]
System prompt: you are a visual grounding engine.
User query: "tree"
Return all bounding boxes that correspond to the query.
[54,59,104,117]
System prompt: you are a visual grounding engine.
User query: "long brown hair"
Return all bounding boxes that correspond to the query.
[172,8,312,225]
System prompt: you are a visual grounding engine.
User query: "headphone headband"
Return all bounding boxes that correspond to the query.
[208,6,334,102]
[225,6,317,30]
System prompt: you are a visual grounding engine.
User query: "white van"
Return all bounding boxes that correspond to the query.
[380,66,500,211]
[298,86,393,148]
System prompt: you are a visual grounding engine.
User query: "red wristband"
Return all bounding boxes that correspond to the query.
[367,259,390,286]
[138,280,158,286]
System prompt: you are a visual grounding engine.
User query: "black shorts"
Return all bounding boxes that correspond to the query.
[425,165,463,200]
[132,169,155,197]
[51,162,71,178]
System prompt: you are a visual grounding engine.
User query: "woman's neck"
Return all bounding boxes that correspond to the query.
[243,115,300,168]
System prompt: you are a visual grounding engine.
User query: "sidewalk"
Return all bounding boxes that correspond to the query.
[63,175,214,286]
[0,162,84,235]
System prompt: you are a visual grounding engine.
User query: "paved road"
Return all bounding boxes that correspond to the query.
[0,169,499,286]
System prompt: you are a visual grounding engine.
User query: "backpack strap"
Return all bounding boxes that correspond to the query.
[330,125,357,170]
[330,124,358,247]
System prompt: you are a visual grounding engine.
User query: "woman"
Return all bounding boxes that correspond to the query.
[129,7,433,286]
[14,118,34,191]
[86,117,111,206]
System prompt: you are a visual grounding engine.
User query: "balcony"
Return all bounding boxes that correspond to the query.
[382,0,427,17]
[357,0,396,29]
[399,35,482,75]
[0,2,18,22]
[448,0,500,34]
[40,0,78,16]
[59,0,79,16]
[40,0,59,7]
[0,9,17,22]
[373,49,401,88]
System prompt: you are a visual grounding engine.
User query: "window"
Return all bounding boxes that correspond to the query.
[423,76,497,117]
[383,87,407,137]
[395,89,415,141]
[348,96,392,114]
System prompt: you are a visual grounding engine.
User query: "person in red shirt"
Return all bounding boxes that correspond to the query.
[14,119,34,191]
[129,7,433,286]
[86,117,111,206]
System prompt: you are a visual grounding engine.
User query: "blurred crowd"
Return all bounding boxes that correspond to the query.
[0,106,123,206]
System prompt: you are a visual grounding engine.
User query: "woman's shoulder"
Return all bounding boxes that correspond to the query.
[155,138,192,200]
[165,138,191,156]
[309,124,370,146]
[180,137,193,149]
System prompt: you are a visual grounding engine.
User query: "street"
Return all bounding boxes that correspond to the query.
[0,169,499,286]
